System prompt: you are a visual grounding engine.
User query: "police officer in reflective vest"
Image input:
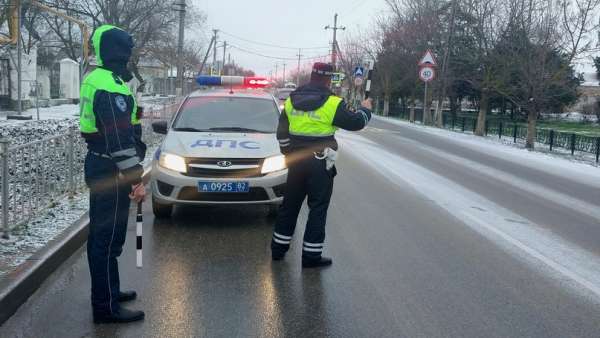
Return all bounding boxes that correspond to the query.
[80,25,146,323]
[272,62,373,268]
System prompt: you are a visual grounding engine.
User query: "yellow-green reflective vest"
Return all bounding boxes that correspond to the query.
[80,68,139,133]
[284,95,342,137]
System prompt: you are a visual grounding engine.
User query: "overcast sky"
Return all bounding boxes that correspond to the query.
[191,0,388,77]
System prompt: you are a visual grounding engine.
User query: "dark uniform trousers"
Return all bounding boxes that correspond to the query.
[84,152,132,316]
[272,153,336,260]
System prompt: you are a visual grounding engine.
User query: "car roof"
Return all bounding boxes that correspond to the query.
[187,88,275,100]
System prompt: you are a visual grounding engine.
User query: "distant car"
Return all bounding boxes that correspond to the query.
[150,77,287,218]
[275,88,295,110]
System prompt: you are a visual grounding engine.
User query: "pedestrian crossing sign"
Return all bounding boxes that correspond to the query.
[354,66,364,77]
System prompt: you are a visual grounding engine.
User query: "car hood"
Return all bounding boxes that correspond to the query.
[161,131,281,159]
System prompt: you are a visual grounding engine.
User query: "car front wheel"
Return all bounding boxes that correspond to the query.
[152,196,173,218]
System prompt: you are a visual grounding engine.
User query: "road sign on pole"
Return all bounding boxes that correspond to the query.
[419,49,437,67]
[354,66,364,77]
[419,66,436,82]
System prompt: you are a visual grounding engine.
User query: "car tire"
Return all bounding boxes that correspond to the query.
[152,196,173,218]
[267,204,280,218]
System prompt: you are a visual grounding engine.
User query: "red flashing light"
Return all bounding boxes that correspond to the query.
[243,77,270,88]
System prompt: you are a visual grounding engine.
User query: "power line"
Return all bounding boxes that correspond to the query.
[229,43,330,61]
[220,30,330,51]
[339,0,367,16]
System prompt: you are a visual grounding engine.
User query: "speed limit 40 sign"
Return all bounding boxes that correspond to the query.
[419,66,435,82]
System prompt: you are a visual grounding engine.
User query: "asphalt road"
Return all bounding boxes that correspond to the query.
[3,117,600,338]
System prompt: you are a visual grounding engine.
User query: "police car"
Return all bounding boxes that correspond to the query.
[150,76,287,218]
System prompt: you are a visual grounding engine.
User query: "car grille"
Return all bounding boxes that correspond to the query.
[178,187,270,202]
[183,158,264,178]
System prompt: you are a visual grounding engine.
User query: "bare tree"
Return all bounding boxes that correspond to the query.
[41,0,205,86]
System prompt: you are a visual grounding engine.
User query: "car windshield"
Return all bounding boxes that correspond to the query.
[277,89,294,101]
[173,96,279,133]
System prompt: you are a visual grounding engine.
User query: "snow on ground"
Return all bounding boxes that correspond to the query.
[0,97,171,279]
[543,112,599,123]
[0,96,175,146]
[0,192,89,278]
[0,104,80,122]
[0,144,158,279]
[374,116,600,182]
[339,132,600,302]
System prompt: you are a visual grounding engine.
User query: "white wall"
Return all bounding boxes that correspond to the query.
[8,47,37,103]
[59,58,80,99]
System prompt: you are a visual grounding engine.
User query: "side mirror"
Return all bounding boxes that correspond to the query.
[152,120,168,135]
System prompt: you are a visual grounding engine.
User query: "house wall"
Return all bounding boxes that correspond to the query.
[567,86,600,112]
[59,59,80,100]
[6,47,37,107]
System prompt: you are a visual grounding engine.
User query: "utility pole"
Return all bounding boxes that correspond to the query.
[174,0,186,97]
[222,41,227,76]
[197,33,216,76]
[227,53,231,75]
[275,63,279,85]
[212,29,218,75]
[296,48,302,86]
[282,63,286,84]
[325,13,345,70]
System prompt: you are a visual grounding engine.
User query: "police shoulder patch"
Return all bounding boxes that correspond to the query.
[115,95,127,112]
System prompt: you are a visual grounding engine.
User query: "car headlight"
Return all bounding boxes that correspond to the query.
[261,155,286,174]
[159,152,187,173]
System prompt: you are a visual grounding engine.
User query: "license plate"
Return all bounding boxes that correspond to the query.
[197,181,250,193]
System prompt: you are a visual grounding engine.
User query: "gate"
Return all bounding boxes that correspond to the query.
[50,62,60,98]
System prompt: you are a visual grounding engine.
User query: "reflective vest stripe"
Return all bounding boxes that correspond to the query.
[289,131,335,137]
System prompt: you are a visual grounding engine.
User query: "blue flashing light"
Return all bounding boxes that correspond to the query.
[196,76,222,86]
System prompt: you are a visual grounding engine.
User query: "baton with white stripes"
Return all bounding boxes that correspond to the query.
[136,202,143,268]
[364,60,375,99]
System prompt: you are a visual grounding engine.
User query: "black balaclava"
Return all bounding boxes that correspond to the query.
[99,27,134,82]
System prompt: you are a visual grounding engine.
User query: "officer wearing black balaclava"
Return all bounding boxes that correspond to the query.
[80,25,146,324]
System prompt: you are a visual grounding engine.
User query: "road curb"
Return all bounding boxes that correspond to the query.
[0,167,152,325]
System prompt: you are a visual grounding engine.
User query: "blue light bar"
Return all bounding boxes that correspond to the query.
[196,76,222,86]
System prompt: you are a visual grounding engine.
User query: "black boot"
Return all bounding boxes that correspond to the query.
[94,307,145,324]
[302,256,333,268]
[272,252,285,261]
[118,290,137,302]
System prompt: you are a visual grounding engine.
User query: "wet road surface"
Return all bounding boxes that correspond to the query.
[2,117,600,337]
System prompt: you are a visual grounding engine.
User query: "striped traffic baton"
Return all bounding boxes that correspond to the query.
[364,60,375,99]
[136,202,143,268]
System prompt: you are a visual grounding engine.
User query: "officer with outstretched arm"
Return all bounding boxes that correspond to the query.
[80,24,147,323]
[271,62,373,268]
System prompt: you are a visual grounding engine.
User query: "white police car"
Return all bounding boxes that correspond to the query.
[150,76,287,218]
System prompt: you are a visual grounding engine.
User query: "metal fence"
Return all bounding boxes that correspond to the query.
[0,100,180,238]
[388,109,600,162]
